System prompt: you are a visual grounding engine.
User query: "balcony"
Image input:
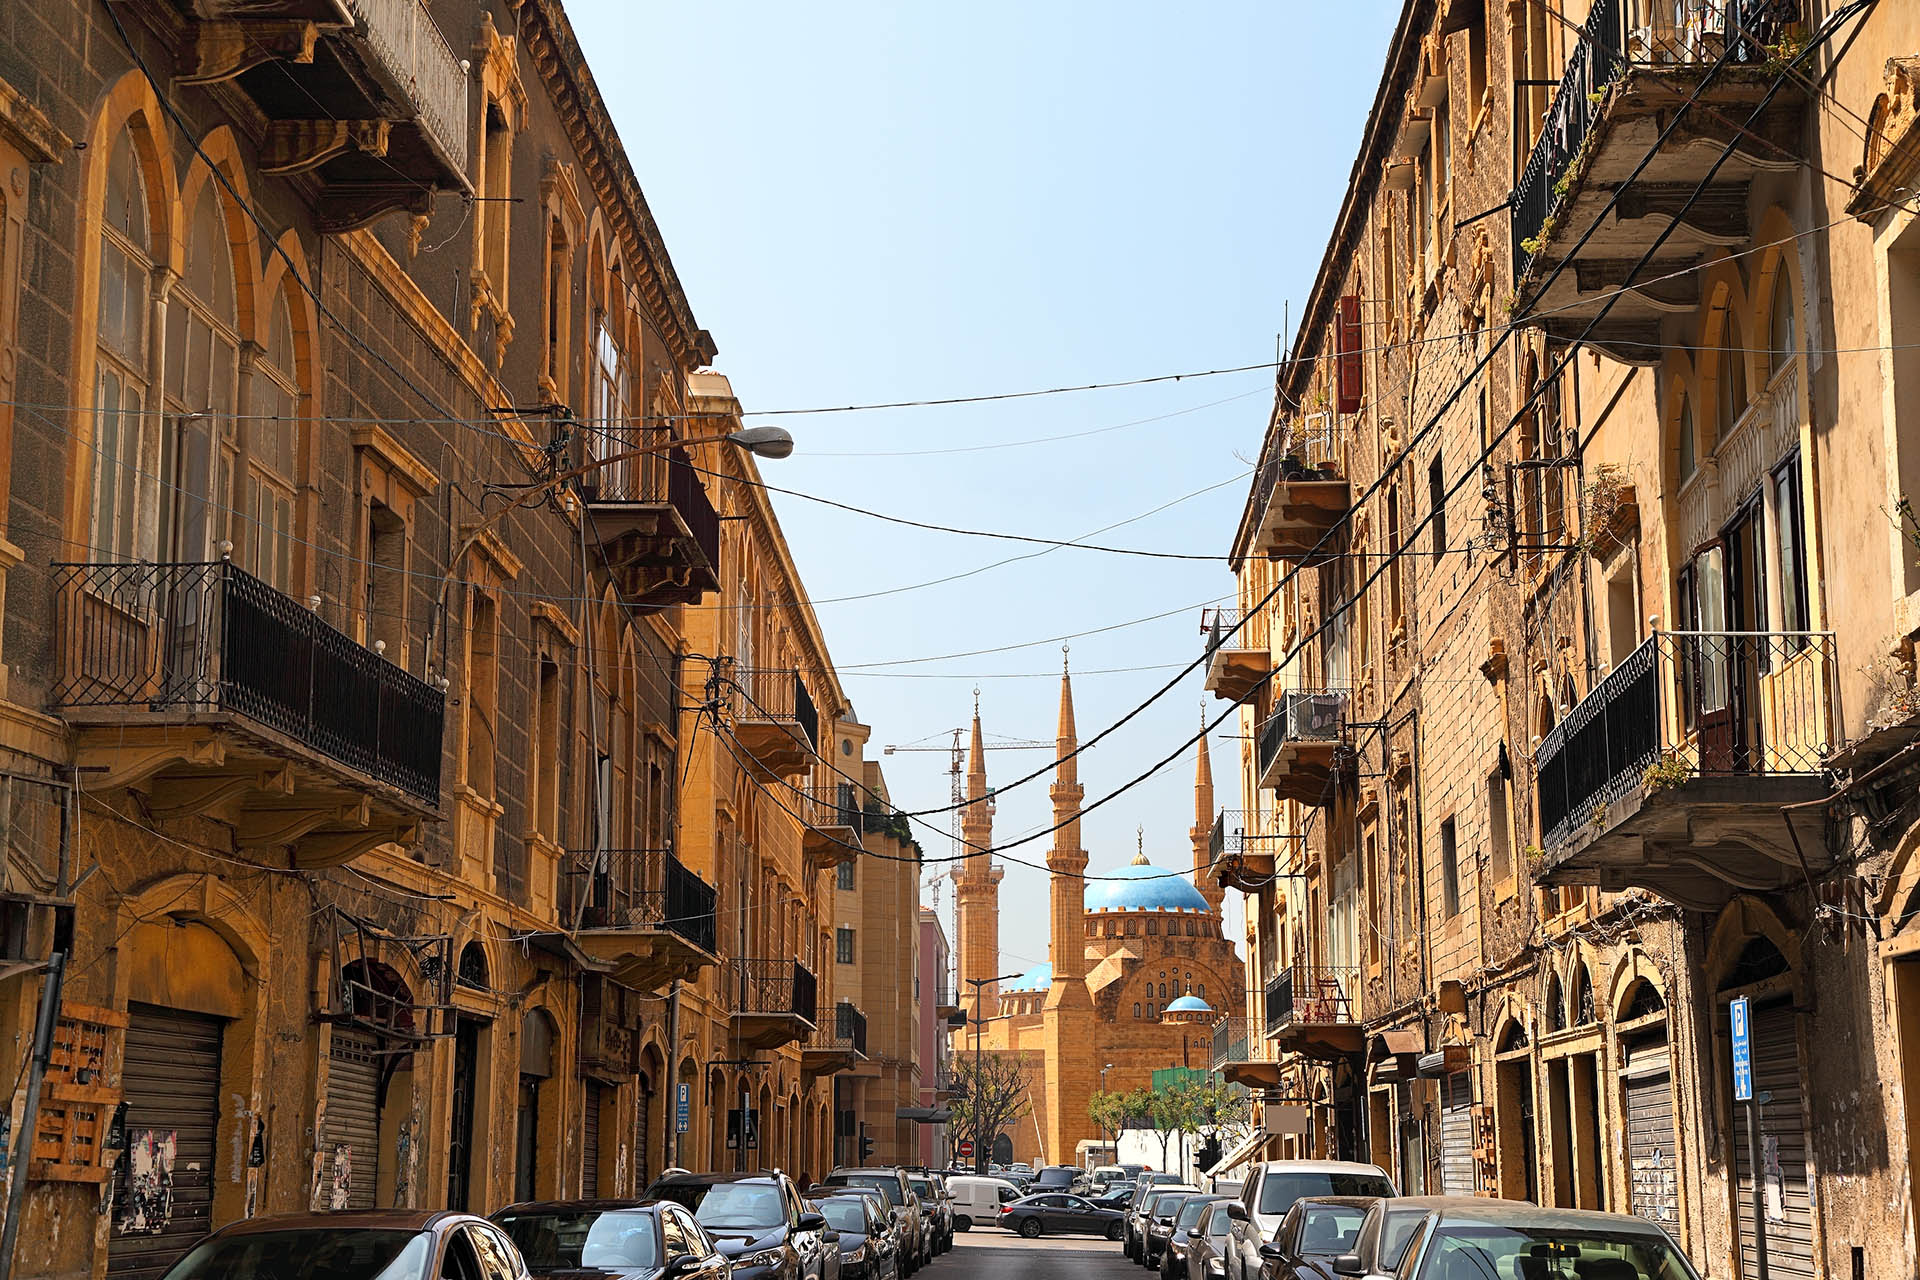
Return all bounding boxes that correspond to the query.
[565,849,719,988]
[729,667,820,780]
[1534,630,1836,911]
[1210,810,1276,894]
[1257,691,1350,805]
[802,1000,869,1077]
[578,434,722,607]
[934,981,961,1021]
[1248,451,1350,567]
[53,560,442,866]
[730,958,818,1051]
[1211,1015,1252,1072]
[1265,965,1362,1061]
[159,0,469,230]
[1200,608,1271,704]
[802,783,863,872]
[1510,0,1806,354]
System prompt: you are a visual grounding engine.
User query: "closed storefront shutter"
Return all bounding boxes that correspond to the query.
[326,1029,381,1211]
[1623,1036,1678,1229]
[107,1004,224,1280]
[1733,1001,1815,1279]
[582,1080,603,1198]
[1439,1072,1475,1196]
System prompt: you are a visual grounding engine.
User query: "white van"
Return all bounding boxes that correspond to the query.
[945,1174,1022,1231]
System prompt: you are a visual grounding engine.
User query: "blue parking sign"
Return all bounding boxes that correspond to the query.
[1730,996,1753,1102]
[676,1082,691,1134]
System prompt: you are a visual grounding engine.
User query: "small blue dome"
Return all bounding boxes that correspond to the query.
[1166,995,1211,1013]
[1083,861,1211,913]
[1004,962,1052,993]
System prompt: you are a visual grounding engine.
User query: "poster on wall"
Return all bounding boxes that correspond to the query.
[331,1144,354,1210]
[119,1129,177,1235]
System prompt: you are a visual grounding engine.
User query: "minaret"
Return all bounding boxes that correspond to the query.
[1043,652,1095,1165]
[1191,718,1225,913]
[951,694,1003,1024]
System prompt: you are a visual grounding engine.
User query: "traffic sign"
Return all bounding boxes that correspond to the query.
[1730,996,1753,1102]
[957,1139,974,1158]
[676,1082,691,1134]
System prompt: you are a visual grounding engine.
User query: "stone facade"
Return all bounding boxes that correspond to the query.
[1214,2,1920,1277]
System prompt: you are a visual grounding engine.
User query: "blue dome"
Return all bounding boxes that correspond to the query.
[1166,995,1212,1012]
[1083,861,1211,913]
[1004,962,1052,993]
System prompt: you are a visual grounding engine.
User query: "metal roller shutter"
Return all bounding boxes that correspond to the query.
[1733,1001,1815,1279]
[1438,1072,1475,1196]
[326,1029,381,1210]
[107,1004,224,1280]
[1623,1036,1678,1229]
[582,1080,603,1198]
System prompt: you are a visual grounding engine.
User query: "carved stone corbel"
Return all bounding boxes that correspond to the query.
[259,119,390,176]
[176,20,319,87]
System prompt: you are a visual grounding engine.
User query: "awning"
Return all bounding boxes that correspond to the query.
[1209,1127,1268,1177]
[895,1106,952,1124]
[1223,1060,1286,1089]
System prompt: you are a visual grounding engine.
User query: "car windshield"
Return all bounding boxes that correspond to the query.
[1176,1200,1217,1230]
[1415,1226,1700,1280]
[676,1182,787,1230]
[159,1230,428,1280]
[1258,1173,1394,1216]
[817,1201,870,1234]
[498,1209,660,1270]
[829,1174,905,1207]
[1298,1206,1368,1256]
[1154,1195,1192,1220]
[906,1178,933,1197]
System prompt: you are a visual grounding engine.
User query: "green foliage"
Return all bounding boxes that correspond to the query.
[1089,1078,1252,1168]
[1641,750,1692,794]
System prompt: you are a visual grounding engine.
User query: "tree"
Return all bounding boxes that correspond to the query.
[950,1053,1032,1174]
[1091,1079,1253,1174]
[1089,1086,1155,1150]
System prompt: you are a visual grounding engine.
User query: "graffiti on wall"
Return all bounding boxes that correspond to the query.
[118,1129,176,1234]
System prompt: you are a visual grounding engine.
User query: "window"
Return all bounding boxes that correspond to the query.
[836,860,855,891]
[530,656,561,838]
[1513,0,1553,161]
[1487,767,1512,888]
[1769,270,1797,375]
[1198,983,1205,998]
[544,215,572,396]
[1387,479,1405,624]
[1773,454,1809,634]
[465,590,499,798]
[1714,318,1748,441]
[836,928,854,965]
[1429,453,1447,561]
[91,131,150,563]
[1439,817,1460,918]
[1676,393,1697,483]
[1147,916,1159,936]
[589,309,627,495]
[246,291,299,589]
[1467,12,1489,124]
[161,181,241,566]
[363,499,406,652]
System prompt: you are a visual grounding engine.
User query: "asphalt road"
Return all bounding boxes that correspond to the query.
[947,1226,1131,1280]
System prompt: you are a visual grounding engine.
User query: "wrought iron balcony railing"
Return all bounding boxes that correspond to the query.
[732,958,819,1025]
[576,430,722,565]
[808,1000,868,1057]
[1201,607,1246,656]
[1210,1015,1252,1071]
[53,560,444,804]
[1257,690,1347,776]
[346,0,469,172]
[565,848,718,955]
[1512,0,1800,280]
[729,666,821,752]
[1534,630,1836,851]
[1264,965,1358,1038]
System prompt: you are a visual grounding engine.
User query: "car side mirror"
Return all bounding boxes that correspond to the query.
[1257,1243,1287,1262]
[799,1212,829,1232]
[1330,1256,1365,1278]
[1225,1203,1250,1223]
[661,1256,701,1278]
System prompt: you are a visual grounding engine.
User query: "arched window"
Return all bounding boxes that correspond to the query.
[1147,916,1159,936]
[1675,393,1696,483]
[1714,320,1747,440]
[1133,1002,1142,1019]
[1622,979,1666,1021]
[91,131,152,562]
[1197,983,1205,998]
[1147,1004,1156,1019]
[161,181,241,565]
[1158,982,1167,999]
[244,288,299,588]
[1572,963,1595,1024]
[1546,973,1566,1032]
[1769,271,1797,376]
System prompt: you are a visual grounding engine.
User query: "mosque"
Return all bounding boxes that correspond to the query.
[950,666,1246,1167]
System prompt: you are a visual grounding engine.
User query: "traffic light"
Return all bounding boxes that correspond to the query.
[858,1124,875,1162]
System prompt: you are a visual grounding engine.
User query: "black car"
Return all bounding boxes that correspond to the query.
[1161,1196,1228,1280]
[1339,1197,1451,1279]
[998,1192,1126,1240]
[1254,1197,1378,1280]
[1089,1189,1135,1212]
[820,1168,927,1272]
[812,1195,897,1280]
[646,1171,829,1280]
[1143,1193,1201,1269]
[495,1199,731,1280]
[1181,1202,1242,1280]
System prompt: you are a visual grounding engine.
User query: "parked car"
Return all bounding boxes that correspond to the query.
[1337,1197,1460,1280]
[1089,1164,1130,1195]
[903,1172,953,1253]
[818,1187,907,1274]
[645,1171,829,1280]
[150,1210,524,1280]
[998,1192,1126,1240]
[821,1168,929,1272]
[1161,1195,1229,1280]
[1031,1164,1085,1193]
[1225,1163,1396,1280]
[946,1175,1022,1232]
[1124,1175,1192,1260]
[1387,1201,1701,1280]
[494,1200,732,1280]
[1143,1192,1205,1270]
[1089,1189,1136,1212]
[812,1194,897,1280]
[1183,1202,1240,1280]
[1253,1197,1378,1280]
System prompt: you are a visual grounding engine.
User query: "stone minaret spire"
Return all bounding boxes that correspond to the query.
[1191,716,1225,912]
[1043,649,1094,1165]
[952,691,1003,1022]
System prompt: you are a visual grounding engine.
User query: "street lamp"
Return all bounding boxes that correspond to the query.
[964,971,1024,1175]
[1100,1063,1115,1162]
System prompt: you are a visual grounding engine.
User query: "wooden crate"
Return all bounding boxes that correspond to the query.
[30,1002,125,1183]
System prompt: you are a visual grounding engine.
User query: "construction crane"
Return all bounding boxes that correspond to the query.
[882,714,1052,911]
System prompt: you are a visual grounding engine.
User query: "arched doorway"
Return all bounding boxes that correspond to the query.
[1716,933,1812,1275]
[517,1008,558,1201]
[991,1133,1014,1166]
[447,942,492,1213]
[1494,1018,1537,1203]
[325,958,416,1210]
[636,1045,664,1192]
[1618,978,1678,1232]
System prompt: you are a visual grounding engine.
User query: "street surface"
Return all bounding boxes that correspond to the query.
[949,1227,1127,1280]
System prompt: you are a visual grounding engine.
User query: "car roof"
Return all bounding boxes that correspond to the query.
[653,1172,785,1187]
[497,1199,659,1214]
[1256,1161,1391,1176]
[211,1209,463,1235]
[1428,1200,1677,1234]
[828,1167,906,1176]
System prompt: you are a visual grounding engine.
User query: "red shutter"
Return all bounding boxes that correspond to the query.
[1337,294,1363,413]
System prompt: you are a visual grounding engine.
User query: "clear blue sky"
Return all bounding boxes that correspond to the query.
[567,1,1400,981]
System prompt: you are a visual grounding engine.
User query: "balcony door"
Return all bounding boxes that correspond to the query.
[1680,504,1763,778]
